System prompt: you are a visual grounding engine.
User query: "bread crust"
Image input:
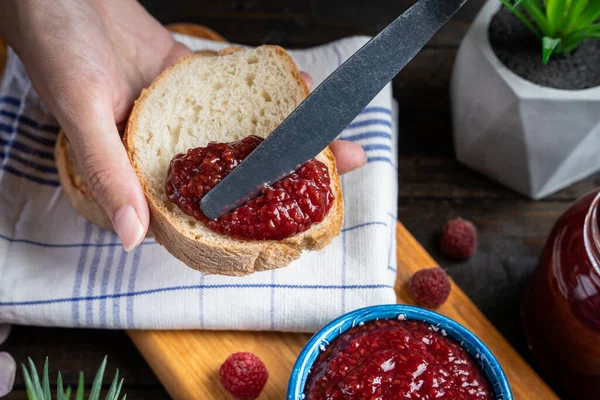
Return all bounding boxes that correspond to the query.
[166,23,227,42]
[123,46,344,276]
[195,50,218,57]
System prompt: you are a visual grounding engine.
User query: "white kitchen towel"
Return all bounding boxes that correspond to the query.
[0,35,398,333]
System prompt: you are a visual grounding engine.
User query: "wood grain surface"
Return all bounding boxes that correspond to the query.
[128,222,558,399]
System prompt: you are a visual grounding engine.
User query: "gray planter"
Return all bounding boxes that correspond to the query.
[451,0,600,199]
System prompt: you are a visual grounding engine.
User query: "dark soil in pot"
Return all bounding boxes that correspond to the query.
[488,6,600,90]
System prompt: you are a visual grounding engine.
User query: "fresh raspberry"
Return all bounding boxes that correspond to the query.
[219,352,268,400]
[408,267,451,308]
[440,217,478,260]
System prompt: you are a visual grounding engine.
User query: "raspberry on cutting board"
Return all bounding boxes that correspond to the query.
[440,217,478,260]
[219,352,268,400]
[408,267,451,308]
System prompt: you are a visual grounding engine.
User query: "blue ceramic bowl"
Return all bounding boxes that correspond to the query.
[288,304,512,399]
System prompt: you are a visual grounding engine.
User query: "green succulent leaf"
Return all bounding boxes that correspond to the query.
[57,372,65,400]
[565,0,589,30]
[111,379,124,400]
[89,357,107,400]
[501,0,600,61]
[22,364,37,400]
[104,377,117,400]
[104,369,119,400]
[42,358,51,400]
[568,21,600,36]
[75,372,85,400]
[577,0,600,27]
[27,358,45,400]
[547,0,567,35]
[501,0,543,37]
[57,372,72,400]
[560,31,587,51]
[521,0,553,34]
[542,36,562,62]
[23,357,125,400]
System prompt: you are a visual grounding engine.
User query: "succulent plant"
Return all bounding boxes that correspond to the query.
[500,0,600,63]
[22,357,125,400]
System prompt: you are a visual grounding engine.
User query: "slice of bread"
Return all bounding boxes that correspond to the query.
[124,46,343,276]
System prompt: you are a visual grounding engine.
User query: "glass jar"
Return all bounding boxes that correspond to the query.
[522,189,600,399]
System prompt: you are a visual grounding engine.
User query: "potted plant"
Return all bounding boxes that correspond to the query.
[451,0,600,199]
[0,355,125,400]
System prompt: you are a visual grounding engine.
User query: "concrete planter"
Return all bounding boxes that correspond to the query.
[451,0,600,199]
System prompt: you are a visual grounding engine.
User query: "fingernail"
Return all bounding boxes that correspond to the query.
[351,155,367,172]
[113,205,144,251]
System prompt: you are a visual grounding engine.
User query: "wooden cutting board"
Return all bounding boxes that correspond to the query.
[0,23,557,400]
[125,24,558,400]
[128,222,558,400]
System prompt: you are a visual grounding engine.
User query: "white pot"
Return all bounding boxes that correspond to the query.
[451,0,600,199]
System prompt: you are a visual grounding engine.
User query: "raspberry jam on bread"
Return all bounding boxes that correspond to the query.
[165,135,334,240]
[304,319,493,399]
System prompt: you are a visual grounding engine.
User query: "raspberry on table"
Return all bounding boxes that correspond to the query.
[219,352,268,400]
[408,267,451,308]
[440,217,478,260]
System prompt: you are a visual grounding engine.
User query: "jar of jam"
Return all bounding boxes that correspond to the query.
[522,189,600,399]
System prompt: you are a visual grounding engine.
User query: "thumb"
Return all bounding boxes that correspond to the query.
[161,41,193,70]
[64,101,149,251]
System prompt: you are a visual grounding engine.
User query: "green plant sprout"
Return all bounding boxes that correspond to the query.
[22,356,126,400]
[499,0,600,63]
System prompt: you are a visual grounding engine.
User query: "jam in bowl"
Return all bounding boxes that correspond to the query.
[288,305,512,399]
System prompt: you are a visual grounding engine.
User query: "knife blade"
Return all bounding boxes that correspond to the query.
[201,0,467,219]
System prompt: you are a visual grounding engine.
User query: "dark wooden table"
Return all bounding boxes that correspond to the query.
[3,0,593,398]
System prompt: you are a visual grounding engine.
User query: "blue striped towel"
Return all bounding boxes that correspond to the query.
[0,35,398,332]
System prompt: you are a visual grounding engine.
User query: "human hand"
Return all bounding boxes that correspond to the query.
[0,0,365,251]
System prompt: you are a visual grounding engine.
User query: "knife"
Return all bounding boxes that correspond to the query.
[201,0,467,220]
